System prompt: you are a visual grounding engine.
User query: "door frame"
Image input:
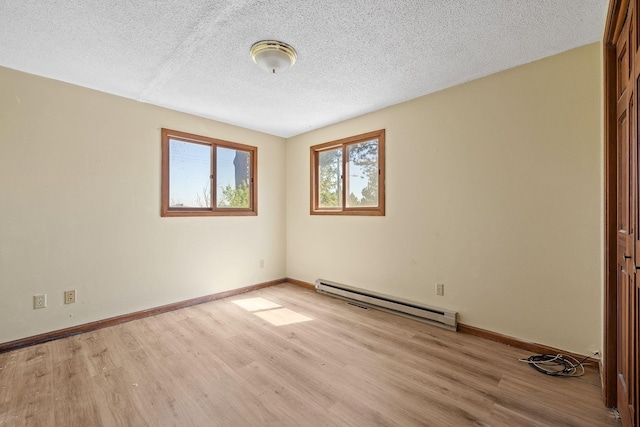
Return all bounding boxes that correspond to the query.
[603,0,630,408]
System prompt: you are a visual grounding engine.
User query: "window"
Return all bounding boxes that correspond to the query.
[161,128,257,216]
[310,129,385,216]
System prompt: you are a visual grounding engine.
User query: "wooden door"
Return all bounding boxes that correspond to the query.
[617,11,633,426]
[606,1,640,424]
[617,2,640,425]
[632,2,640,424]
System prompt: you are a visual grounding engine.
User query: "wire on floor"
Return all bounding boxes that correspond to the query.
[519,354,589,377]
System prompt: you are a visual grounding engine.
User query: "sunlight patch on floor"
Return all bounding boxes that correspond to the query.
[253,308,313,326]
[231,297,312,326]
[231,297,281,312]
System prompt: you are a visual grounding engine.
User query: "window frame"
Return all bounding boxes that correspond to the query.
[161,128,258,217]
[310,129,385,216]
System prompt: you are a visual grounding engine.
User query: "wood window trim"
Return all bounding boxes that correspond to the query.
[161,128,258,217]
[310,129,385,216]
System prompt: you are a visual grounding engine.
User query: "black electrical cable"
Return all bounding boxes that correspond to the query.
[519,354,590,377]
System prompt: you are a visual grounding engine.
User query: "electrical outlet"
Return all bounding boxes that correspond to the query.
[260,259,265,268]
[64,289,76,304]
[436,283,445,296]
[33,294,47,309]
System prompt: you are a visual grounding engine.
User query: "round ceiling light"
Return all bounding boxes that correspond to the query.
[250,40,297,74]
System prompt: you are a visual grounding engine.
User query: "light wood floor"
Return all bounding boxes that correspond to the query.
[0,283,620,426]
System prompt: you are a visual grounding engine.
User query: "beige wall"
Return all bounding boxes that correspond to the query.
[286,43,602,355]
[0,67,286,343]
[0,42,603,355]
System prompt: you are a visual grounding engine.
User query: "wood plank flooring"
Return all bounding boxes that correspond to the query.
[0,283,620,426]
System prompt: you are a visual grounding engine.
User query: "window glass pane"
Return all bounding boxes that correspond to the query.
[217,147,250,208]
[318,148,343,208]
[346,139,378,207]
[169,139,211,208]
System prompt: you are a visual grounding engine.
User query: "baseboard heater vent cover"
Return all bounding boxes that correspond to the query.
[316,279,457,331]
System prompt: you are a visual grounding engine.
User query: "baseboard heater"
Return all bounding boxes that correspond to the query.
[315,279,457,331]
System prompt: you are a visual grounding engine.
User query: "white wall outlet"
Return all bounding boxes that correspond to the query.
[260,259,265,268]
[64,289,76,304]
[33,294,47,309]
[436,283,445,296]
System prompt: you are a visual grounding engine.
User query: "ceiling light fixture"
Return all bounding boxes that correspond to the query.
[250,40,297,74]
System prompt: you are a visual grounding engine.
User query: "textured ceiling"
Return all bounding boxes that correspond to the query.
[0,1,608,138]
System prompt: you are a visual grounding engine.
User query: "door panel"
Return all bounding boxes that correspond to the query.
[607,1,640,423]
[618,93,634,424]
[617,7,638,425]
[618,264,633,426]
